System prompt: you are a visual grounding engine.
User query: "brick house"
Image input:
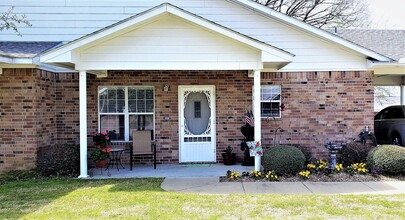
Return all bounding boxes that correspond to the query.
[0,1,404,177]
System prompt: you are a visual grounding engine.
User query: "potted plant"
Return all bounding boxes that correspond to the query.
[91,131,112,167]
[222,146,236,165]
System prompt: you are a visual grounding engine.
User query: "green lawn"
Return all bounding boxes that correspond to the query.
[1,178,404,219]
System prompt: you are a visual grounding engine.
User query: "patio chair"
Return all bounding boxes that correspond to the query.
[129,130,156,170]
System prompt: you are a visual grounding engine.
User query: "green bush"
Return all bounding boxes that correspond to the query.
[37,143,80,177]
[338,142,374,166]
[262,145,305,176]
[367,145,405,175]
[295,145,313,164]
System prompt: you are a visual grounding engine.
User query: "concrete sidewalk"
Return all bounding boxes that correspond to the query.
[161,177,405,195]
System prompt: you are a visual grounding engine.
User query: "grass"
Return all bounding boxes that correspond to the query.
[0,176,404,219]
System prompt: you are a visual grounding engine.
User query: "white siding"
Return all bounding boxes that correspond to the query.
[1,0,368,71]
[75,16,261,70]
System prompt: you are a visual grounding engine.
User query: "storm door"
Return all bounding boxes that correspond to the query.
[179,85,216,162]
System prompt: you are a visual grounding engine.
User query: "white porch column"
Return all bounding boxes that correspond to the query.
[401,85,405,105]
[78,70,88,178]
[253,70,261,171]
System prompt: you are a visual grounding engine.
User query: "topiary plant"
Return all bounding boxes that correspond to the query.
[337,142,375,166]
[262,145,305,176]
[367,145,405,175]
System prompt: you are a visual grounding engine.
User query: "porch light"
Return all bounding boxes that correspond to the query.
[163,84,170,92]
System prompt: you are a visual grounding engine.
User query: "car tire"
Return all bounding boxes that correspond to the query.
[392,133,402,146]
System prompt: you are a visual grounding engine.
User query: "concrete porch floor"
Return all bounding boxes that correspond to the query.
[89,163,254,179]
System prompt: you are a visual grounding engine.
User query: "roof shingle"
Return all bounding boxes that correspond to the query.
[332,29,405,61]
[0,41,61,59]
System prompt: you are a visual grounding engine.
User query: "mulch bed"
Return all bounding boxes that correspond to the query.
[220,173,405,182]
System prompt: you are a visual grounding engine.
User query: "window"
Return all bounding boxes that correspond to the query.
[260,85,281,118]
[98,86,154,141]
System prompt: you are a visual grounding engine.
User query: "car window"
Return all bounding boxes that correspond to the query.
[376,109,389,119]
[385,108,404,119]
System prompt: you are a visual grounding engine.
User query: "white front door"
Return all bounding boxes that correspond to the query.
[179,85,216,163]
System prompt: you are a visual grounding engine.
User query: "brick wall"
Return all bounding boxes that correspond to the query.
[261,71,374,158]
[0,68,58,172]
[0,69,374,173]
[54,73,80,144]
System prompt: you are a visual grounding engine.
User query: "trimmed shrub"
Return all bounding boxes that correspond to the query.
[295,145,313,164]
[262,145,305,176]
[367,145,405,175]
[37,143,80,177]
[337,142,374,166]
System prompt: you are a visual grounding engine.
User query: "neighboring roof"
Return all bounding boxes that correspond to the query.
[0,41,61,59]
[331,29,405,61]
[232,0,392,62]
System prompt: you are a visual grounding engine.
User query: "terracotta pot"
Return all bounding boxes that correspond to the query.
[95,159,108,168]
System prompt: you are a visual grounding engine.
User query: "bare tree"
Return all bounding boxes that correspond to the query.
[254,0,368,28]
[374,86,399,107]
[1,7,31,36]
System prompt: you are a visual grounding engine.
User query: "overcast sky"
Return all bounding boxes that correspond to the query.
[367,0,405,29]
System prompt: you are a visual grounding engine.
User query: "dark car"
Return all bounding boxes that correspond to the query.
[374,105,405,146]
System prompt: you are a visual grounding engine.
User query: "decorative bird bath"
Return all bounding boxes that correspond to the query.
[324,142,345,169]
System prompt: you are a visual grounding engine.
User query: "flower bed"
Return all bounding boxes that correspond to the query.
[221,160,405,182]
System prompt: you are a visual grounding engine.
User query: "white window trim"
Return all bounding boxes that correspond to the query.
[98,86,155,142]
[255,85,282,119]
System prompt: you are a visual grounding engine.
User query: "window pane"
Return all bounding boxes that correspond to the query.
[146,89,154,99]
[99,87,125,113]
[128,88,154,113]
[261,85,281,101]
[100,115,125,141]
[128,100,137,112]
[137,89,145,99]
[146,100,154,112]
[108,100,117,112]
[117,99,125,112]
[261,102,280,117]
[129,115,154,140]
[137,100,145,112]
[99,87,108,113]
[108,89,116,99]
[128,88,137,99]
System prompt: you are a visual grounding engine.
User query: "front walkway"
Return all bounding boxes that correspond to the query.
[89,164,405,195]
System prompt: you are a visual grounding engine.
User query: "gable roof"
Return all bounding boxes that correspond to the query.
[41,3,294,68]
[331,29,405,61]
[231,0,392,62]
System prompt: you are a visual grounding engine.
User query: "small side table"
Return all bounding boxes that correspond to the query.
[108,148,125,171]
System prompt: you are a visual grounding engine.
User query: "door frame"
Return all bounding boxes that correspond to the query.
[178,85,216,163]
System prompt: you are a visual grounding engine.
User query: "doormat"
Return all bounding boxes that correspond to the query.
[181,164,211,167]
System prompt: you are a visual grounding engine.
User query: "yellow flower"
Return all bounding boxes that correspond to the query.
[299,170,310,179]
[307,164,316,169]
[335,163,343,172]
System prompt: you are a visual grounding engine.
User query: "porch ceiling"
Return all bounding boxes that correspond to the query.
[373,58,405,86]
[40,3,294,75]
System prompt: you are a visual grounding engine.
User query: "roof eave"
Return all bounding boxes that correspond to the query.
[0,55,34,64]
[231,0,393,62]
